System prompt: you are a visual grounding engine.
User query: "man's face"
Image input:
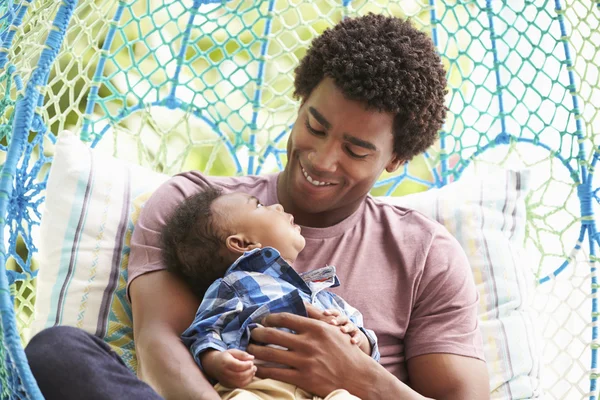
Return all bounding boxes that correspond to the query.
[215,193,306,264]
[279,78,402,226]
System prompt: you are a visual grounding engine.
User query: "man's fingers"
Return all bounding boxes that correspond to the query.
[261,312,320,334]
[255,365,299,386]
[304,303,325,320]
[247,343,301,368]
[251,325,303,349]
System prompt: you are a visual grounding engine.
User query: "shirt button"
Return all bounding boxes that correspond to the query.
[264,249,272,258]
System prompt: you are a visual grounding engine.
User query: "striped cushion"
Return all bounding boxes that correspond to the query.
[31,131,169,370]
[32,132,539,398]
[387,169,540,399]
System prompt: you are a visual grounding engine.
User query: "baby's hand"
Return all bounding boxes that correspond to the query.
[200,349,257,388]
[305,303,372,356]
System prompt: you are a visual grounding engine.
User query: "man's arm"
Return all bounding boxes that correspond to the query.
[130,270,220,400]
[402,227,489,399]
[408,353,490,399]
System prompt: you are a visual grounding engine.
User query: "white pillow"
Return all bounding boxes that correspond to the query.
[387,170,540,399]
[32,131,169,370]
[32,131,539,398]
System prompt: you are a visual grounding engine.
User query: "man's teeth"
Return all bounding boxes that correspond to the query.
[302,167,333,186]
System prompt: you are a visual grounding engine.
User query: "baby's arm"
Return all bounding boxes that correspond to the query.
[181,280,257,387]
[201,349,256,388]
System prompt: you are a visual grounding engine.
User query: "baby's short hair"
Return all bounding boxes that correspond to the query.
[161,186,230,298]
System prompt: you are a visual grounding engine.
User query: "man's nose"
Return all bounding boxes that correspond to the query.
[308,143,338,173]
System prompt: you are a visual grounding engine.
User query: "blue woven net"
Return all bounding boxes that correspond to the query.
[0,0,599,399]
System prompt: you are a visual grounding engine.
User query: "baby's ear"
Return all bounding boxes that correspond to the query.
[225,234,261,254]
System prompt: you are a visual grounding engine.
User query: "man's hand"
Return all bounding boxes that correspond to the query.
[304,303,372,356]
[248,312,388,399]
[201,349,257,389]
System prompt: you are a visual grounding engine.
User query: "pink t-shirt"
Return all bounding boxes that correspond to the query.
[128,171,484,382]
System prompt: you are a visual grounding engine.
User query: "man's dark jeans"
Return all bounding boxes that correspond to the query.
[25,326,164,400]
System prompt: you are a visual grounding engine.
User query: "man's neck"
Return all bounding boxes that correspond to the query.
[285,206,353,228]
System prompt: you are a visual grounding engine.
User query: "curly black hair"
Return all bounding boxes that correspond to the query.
[161,187,229,299]
[294,14,447,161]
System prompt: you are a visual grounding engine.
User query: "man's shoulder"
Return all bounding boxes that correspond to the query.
[365,197,470,270]
[364,195,442,232]
[360,195,463,257]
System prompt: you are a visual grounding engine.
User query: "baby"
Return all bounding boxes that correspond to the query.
[161,186,379,400]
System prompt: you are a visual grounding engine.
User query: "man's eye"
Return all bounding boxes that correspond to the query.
[257,203,264,208]
[346,146,368,159]
[305,119,325,136]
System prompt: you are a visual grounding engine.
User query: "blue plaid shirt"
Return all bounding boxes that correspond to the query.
[181,247,379,371]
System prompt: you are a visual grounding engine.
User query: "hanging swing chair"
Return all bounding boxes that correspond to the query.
[0,1,599,399]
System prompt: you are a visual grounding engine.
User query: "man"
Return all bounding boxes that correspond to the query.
[26,14,489,400]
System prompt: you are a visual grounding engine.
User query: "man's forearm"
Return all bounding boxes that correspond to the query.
[136,333,218,400]
[349,357,432,400]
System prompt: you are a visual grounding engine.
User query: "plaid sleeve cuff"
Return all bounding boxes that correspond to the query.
[360,327,380,362]
[189,337,229,383]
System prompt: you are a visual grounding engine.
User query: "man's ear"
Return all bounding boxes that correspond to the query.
[225,234,262,255]
[385,154,405,173]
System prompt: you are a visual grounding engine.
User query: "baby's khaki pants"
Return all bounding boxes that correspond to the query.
[216,378,361,400]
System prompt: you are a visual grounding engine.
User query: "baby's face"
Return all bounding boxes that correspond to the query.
[214,193,306,263]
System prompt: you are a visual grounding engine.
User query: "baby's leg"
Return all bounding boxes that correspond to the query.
[293,387,361,400]
[321,389,361,400]
[218,389,262,400]
[215,378,297,400]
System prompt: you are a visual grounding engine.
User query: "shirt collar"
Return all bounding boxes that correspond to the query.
[226,247,334,294]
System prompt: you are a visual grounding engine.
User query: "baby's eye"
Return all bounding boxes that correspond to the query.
[257,203,264,208]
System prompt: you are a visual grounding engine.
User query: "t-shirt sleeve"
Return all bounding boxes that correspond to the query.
[126,173,211,302]
[403,226,485,362]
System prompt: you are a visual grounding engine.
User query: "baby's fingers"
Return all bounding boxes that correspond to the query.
[340,321,358,334]
[227,349,255,362]
[348,328,365,345]
[223,351,255,372]
[325,311,348,327]
[223,364,257,388]
[323,309,340,317]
